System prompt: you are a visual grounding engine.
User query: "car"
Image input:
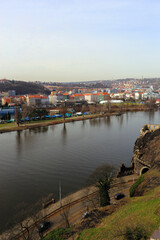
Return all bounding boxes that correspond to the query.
[114,193,125,200]
[36,220,51,233]
[82,211,90,219]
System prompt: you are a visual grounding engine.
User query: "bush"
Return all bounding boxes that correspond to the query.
[124,225,148,240]
[42,228,71,240]
[130,175,144,197]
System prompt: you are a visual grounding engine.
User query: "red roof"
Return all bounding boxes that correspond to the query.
[84,93,92,96]
[96,92,109,96]
[28,95,41,98]
[73,94,84,97]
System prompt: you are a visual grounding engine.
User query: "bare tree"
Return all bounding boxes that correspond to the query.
[14,105,22,126]
[60,198,72,228]
[60,102,67,120]
[89,105,96,114]
[22,104,34,120]
[5,201,45,240]
[107,100,111,113]
[82,186,99,211]
[81,104,87,117]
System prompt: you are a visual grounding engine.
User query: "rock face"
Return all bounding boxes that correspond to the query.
[132,128,160,174]
[117,126,160,177]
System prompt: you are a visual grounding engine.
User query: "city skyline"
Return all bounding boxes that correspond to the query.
[0,0,160,82]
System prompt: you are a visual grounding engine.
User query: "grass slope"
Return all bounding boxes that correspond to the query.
[78,171,160,240]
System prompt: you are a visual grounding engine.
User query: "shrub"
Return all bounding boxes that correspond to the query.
[42,228,71,240]
[130,175,144,197]
[124,225,148,240]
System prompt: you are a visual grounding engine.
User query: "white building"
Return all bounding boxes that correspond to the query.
[49,95,58,105]
[84,94,97,103]
[26,95,49,106]
[100,100,123,104]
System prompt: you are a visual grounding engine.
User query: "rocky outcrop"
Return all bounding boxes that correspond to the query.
[132,128,160,173]
[117,163,134,177]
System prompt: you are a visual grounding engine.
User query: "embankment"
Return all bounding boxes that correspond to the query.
[0,113,114,134]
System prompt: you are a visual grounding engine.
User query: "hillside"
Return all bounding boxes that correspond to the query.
[0,80,50,95]
[77,170,160,240]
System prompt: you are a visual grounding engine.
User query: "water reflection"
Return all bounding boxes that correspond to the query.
[61,123,67,145]
[105,116,111,127]
[98,117,102,124]
[148,110,155,122]
[117,115,124,127]
[126,112,129,123]
[89,118,102,126]
[16,131,22,156]
[28,126,48,134]
[81,119,86,127]
[50,125,55,132]
[102,116,111,127]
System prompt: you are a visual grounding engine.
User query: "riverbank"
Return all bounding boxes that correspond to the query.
[0,112,117,134]
[0,108,152,134]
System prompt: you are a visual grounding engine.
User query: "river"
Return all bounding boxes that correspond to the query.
[0,111,159,231]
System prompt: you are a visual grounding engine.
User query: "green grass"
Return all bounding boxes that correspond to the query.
[129,174,144,197]
[0,122,16,129]
[78,186,160,240]
[0,118,63,129]
[42,228,71,240]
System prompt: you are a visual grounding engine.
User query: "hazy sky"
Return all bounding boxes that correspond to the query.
[0,0,160,82]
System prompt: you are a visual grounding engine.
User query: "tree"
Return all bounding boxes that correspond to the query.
[87,164,116,207]
[60,102,67,120]
[60,198,71,228]
[89,104,96,114]
[81,104,87,117]
[107,100,111,113]
[22,104,34,120]
[6,201,46,240]
[14,105,22,126]
[29,108,48,118]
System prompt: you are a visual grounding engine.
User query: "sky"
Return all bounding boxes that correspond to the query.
[0,0,160,82]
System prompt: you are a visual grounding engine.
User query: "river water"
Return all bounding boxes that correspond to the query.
[0,111,159,231]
